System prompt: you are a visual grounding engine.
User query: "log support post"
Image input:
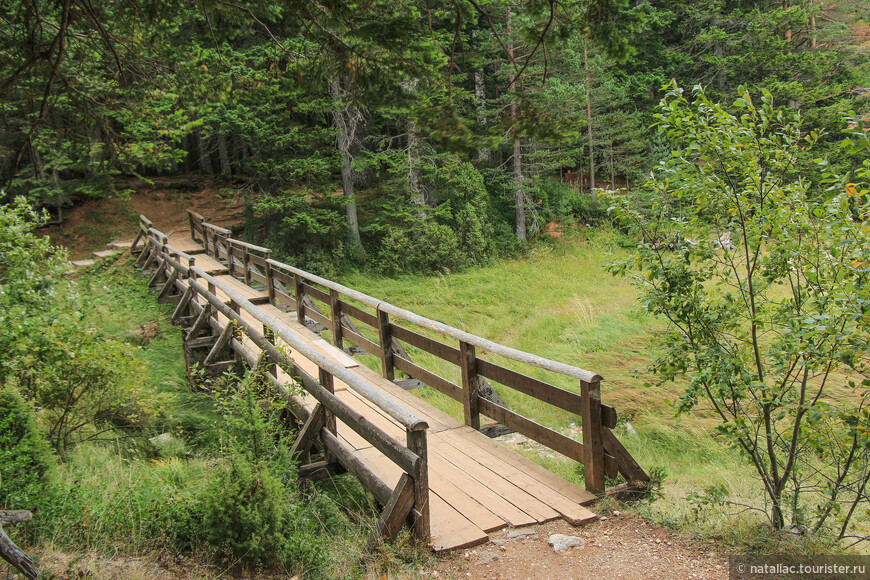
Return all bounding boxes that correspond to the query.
[406,427,430,544]
[580,379,605,493]
[264,252,275,304]
[377,308,394,381]
[294,274,305,324]
[0,510,38,580]
[330,290,344,350]
[459,341,481,430]
[243,246,251,285]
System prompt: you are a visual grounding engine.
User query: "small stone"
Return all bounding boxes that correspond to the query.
[548,533,586,554]
[600,516,608,521]
[477,551,499,565]
[491,539,507,546]
[507,529,539,540]
[612,510,622,516]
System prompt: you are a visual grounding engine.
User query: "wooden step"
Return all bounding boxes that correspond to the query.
[92,249,117,259]
[69,259,95,268]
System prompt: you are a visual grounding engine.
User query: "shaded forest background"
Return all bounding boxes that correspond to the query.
[1,0,868,274]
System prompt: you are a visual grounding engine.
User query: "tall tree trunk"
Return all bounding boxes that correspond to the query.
[193,127,213,174]
[508,7,526,242]
[712,15,725,91]
[330,77,363,251]
[217,130,231,176]
[584,43,595,193]
[475,70,490,163]
[181,134,193,173]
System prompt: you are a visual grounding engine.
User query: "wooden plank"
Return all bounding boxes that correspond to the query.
[192,253,228,275]
[602,427,649,482]
[391,325,461,365]
[352,365,461,434]
[427,446,538,528]
[343,328,382,356]
[367,473,416,549]
[304,305,333,330]
[340,301,378,327]
[213,275,269,303]
[580,379,605,493]
[393,355,462,401]
[310,337,359,368]
[301,282,330,304]
[476,359,584,416]
[478,398,586,463]
[354,447,489,552]
[427,433,559,524]
[438,427,598,520]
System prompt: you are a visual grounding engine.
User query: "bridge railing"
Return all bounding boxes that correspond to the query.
[139,226,431,545]
[176,212,648,493]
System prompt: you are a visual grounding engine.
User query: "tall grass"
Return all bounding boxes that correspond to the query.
[338,232,807,549]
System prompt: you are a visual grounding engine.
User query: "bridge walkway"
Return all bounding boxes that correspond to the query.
[193,234,598,550]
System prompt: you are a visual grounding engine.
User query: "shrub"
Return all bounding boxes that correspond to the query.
[0,386,57,511]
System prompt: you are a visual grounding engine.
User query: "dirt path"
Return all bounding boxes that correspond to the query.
[426,513,727,580]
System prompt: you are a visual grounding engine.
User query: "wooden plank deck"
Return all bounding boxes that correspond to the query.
[230,291,598,551]
[178,237,598,552]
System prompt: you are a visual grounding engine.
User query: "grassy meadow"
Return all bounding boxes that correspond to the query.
[339,227,782,550]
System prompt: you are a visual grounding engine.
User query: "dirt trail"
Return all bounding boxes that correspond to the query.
[40,177,252,259]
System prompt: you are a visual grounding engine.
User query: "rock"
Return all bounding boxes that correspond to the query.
[477,551,499,565]
[548,534,585,554]
[625,422,638,436]
[612,510,622,517]
[507,529,539,540]
[491,539,507,546]
[125,322,161,345]
[148,433,178,453]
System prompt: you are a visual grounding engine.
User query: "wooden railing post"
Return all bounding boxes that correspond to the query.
[319,367,337,464]
[377,308,394,381]
[580,379,605,493]
[330,289,344,351]
[188,211,196,241]
[227,241,236,277]
[406,427,430,544]
[242,245,251,285]
[294,274,305,324]
[459,341,480,430]
[264,252,275,304]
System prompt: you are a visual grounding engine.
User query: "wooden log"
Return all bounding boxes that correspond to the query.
[580,379,605,493]
[184,276,425,472]
[0,510,37,580]
[393,356,461,401]
[203,322,234,366]
[157,269,180,303]
[265,253,275,304]
[320,430,392,504]
[602,427,649,483]
[294,274,305,325]
[390,325,461,365]
[170,286,194,323]
[377,309,394,381]
[407,428,430,543]
[342,328,382,357]
[186,304,213,340]
[367,473,415,550]
[330,289,343,350]
[298,460,346,481]
[460,341,480,430]
[291,403,325,458]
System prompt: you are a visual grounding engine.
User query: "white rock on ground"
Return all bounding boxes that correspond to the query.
[548,533,586,554]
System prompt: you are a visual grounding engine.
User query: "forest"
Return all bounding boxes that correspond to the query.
[1,0,870,578]
[2,0,867,273]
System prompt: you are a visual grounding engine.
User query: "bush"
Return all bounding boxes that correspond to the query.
[200,453,290,565]
[0,386,57,511]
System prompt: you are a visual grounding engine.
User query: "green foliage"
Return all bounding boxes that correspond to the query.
[609,85,870,539]
[200,452,290,565]
[0,386,57,511]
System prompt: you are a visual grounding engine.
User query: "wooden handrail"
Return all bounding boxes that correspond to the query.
[266,258,602,384]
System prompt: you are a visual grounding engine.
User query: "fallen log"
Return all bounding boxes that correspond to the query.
[0,510,38,579]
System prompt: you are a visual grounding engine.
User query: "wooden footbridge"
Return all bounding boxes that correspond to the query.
[131,211,648,552]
